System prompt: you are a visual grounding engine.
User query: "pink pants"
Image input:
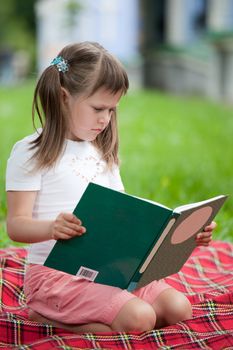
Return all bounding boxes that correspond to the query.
[24,264,172,325]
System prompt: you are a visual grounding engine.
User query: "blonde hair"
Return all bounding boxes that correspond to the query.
[31,41,129,169]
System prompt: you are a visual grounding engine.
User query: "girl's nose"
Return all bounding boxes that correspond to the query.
[98,111,111,124]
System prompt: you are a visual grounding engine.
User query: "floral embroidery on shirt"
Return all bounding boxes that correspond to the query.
[69,155,105,182]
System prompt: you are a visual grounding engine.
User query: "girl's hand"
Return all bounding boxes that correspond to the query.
[51,213,86,240]
[195,221,217,246]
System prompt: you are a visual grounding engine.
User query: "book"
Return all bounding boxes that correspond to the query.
[44,182,228,290]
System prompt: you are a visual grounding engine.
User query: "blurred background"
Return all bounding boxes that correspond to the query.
[0,0,233,246]
[2,0,233,101]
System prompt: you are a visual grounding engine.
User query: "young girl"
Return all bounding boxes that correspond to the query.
[6,41,215,333]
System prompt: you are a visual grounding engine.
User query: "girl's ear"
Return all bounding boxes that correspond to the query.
[61,87,70,105]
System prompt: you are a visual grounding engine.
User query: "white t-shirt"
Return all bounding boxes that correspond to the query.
[6,132,124,264]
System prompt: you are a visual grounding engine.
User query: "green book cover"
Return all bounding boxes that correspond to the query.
[44,183,175,289]
[44,183,228,290]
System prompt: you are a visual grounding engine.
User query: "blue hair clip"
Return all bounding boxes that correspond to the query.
[50,56,69,73]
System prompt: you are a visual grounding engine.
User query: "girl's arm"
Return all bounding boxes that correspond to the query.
[195,221,216,246]
[6,191,86,244]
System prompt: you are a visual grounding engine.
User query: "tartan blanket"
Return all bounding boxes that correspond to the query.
[0,241,233,349]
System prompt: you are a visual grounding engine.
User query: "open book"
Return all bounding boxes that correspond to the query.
[44,183,228,290]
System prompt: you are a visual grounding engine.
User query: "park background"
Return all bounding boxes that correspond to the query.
[0,0,233,247]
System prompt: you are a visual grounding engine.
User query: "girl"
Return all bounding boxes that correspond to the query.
[6,42,215,333]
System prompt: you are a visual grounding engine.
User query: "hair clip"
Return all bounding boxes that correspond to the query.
[50,56,69,73]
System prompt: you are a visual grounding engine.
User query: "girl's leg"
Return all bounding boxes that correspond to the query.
[29,309,112,332]
[132,280,192,329]
[151,288,192,328]
[29,297,156,333]
[26,265,156,332]
[110,297,156,332]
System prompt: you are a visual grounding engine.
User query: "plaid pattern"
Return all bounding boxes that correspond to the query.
[0,241,233,349]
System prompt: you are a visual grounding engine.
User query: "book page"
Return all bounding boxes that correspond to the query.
[132,195,171,210]
[174,195,227,213]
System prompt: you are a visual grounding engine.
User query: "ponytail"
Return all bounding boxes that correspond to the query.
[30,66,67,169]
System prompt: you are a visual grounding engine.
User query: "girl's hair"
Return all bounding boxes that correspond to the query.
[31,41,129,169]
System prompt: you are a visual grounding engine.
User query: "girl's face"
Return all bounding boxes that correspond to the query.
[64,88,122,141]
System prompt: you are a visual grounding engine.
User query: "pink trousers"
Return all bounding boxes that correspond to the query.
[24,264,172,325]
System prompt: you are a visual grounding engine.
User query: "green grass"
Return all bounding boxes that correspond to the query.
[0,80,35,247]
[0,82,233,247]
[119,90,233,242]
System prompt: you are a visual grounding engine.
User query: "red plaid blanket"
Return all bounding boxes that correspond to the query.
[0,241,233,349]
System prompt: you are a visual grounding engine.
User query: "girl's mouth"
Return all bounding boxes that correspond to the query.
[92,128,103,132]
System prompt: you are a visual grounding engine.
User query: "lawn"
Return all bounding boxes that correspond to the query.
[0,80,232,247]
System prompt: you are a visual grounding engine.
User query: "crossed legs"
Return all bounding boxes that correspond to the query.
[29,287,192,333]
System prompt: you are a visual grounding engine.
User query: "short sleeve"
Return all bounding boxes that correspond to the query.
[6,136,42,191]
[108,165,124,191]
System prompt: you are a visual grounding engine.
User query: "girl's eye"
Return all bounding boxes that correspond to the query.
[94,107,103,112]
[93,107,116,114]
